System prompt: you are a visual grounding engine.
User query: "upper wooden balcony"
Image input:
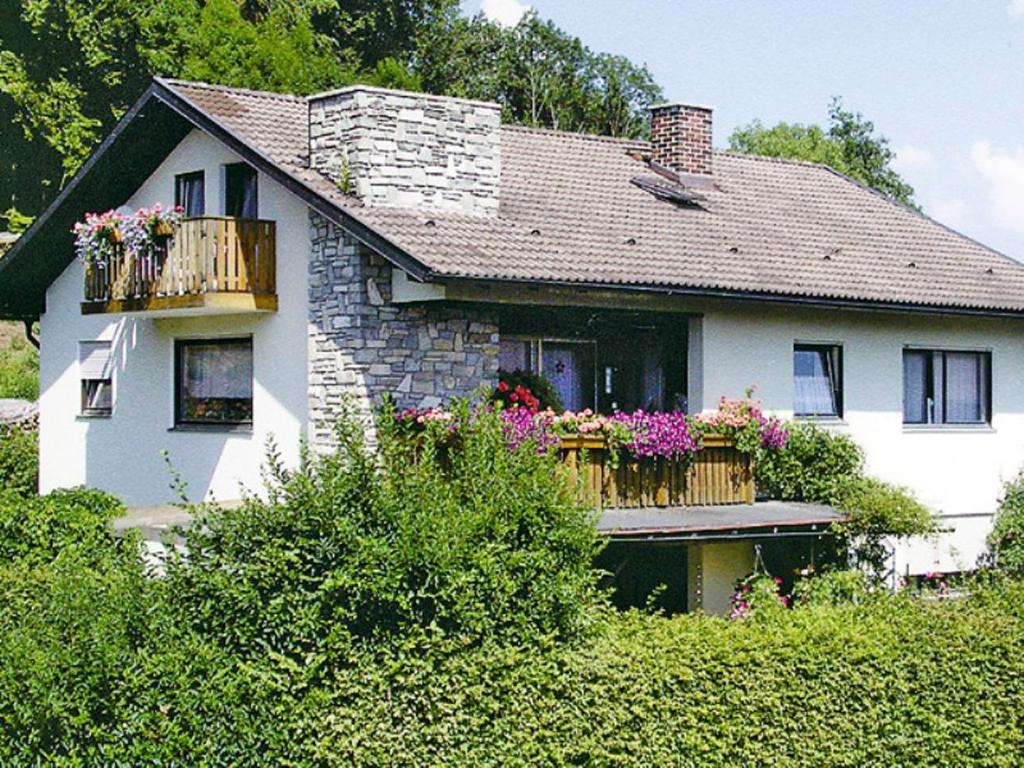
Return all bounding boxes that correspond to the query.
[81,216,277,315]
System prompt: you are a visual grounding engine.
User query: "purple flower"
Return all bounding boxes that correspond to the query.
[608,410,698,460]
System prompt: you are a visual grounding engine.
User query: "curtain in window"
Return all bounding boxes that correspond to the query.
[183,343,252,399]
[945,352,983,422]
[903,351,929,423]
[226,164,258,219]
[498,338,533,372]
[542,342,595,412]
[794,347,837,416]
[175,173,205,217]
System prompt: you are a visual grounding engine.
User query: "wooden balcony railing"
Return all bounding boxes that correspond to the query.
[82,216,277,314]
[559,434,754,508]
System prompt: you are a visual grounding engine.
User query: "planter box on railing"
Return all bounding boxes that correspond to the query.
[559,434,754,508]
[82,216,277,315]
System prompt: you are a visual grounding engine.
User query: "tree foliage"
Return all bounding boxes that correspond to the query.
[415,11,662,137]
[0,0,660,231]
[988,470,1024,576]
[728,97,917,208]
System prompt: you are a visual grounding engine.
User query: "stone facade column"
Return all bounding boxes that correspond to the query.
[307,213,499,449]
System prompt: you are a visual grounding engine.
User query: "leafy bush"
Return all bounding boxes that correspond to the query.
[988,470,1024,576]
[0,425,37,497]
[0,487,124,567]
[0,414,1022,765]
[163,400,603,665]
[831,476,936,579]
[0,333,38,400]
[792,568,870,606]
[756,420,863,502]
[494,368,564,412]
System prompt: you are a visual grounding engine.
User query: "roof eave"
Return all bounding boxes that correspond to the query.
[434,273,1024,320]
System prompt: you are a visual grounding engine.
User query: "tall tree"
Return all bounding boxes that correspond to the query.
[728,98,917,208]
[0,1,661,230]
[414,11,662,138]
[0,0,446,227]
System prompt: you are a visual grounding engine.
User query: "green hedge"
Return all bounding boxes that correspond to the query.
[0,425,38,498]
[1,408,1023,765]
[312,589,1024,767]
[7,568,1022,766]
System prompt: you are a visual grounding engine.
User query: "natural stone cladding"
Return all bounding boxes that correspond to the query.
[308,213,499,449]
[309,86,501,218]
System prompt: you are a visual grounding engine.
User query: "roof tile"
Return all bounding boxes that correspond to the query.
[165,80,1024,313]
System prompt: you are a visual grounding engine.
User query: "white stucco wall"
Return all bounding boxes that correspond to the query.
[699,302,1024,576]
[39,130,309,506]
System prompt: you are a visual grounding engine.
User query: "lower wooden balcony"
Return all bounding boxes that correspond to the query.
[559,434,754,508]
[81,216,277,316]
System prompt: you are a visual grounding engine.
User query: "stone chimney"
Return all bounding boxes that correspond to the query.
[308,86,501,217]
[649,102,713,177]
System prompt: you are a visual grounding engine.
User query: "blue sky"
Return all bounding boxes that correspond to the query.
[465,0,1024,260]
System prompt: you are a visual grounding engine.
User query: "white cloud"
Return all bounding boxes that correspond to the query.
[891,144,935,175]
[480,0,530,27]
[928,197,974,233]
[970,141,1024,232]
[1008,0,1024,18]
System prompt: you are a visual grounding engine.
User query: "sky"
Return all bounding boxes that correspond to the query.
[465,0,1024,260]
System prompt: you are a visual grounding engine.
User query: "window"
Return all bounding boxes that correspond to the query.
[175,338,253,426]
[496,318,687,413]
[903,349,991,425]
[174,171,205,216]
[79,340,113,416]
[794,343,842,418]
[225,163,258,219]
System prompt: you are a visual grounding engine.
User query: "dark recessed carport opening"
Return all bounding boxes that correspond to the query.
[597,540,689,614]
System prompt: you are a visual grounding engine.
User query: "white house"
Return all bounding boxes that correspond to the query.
[3,78,1024,612]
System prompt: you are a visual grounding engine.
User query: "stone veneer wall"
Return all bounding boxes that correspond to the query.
[307,213,500,448]
[308,86,501,218]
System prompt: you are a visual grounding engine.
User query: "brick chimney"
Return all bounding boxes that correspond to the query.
[308,86,501,217]
[649,102,713,177]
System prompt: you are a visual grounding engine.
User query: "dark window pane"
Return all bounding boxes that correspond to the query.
[794,345,840,416]
[176,339,253,424]
[225,163,258,219]
[903,351,929,423]
[81,379,112,415]
[945,352,984,423]
[175,171,205,216]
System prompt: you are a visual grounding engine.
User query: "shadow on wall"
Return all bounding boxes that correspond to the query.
[80,315,308,507]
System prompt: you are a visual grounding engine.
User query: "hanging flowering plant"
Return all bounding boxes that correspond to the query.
[122,204,183,255]
[391,387,789,461]
[73,204,184,266]
[73,210,128,265]
[690,391,789,453]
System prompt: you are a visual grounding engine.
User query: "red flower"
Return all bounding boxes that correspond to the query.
[497,381,509,392]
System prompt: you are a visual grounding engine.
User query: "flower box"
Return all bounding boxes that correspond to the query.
[559,433,754,508]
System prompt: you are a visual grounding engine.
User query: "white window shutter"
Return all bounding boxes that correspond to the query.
[79,341,113,380]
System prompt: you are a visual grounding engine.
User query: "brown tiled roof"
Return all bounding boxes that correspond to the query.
[164,79,1024,313]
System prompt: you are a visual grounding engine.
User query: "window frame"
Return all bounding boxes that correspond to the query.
[793,342,844,419]
[224,162,258,219]
[79,340,113,418]
[174,170,206,217]
[902,348,992,426]
[173,336,254,428]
